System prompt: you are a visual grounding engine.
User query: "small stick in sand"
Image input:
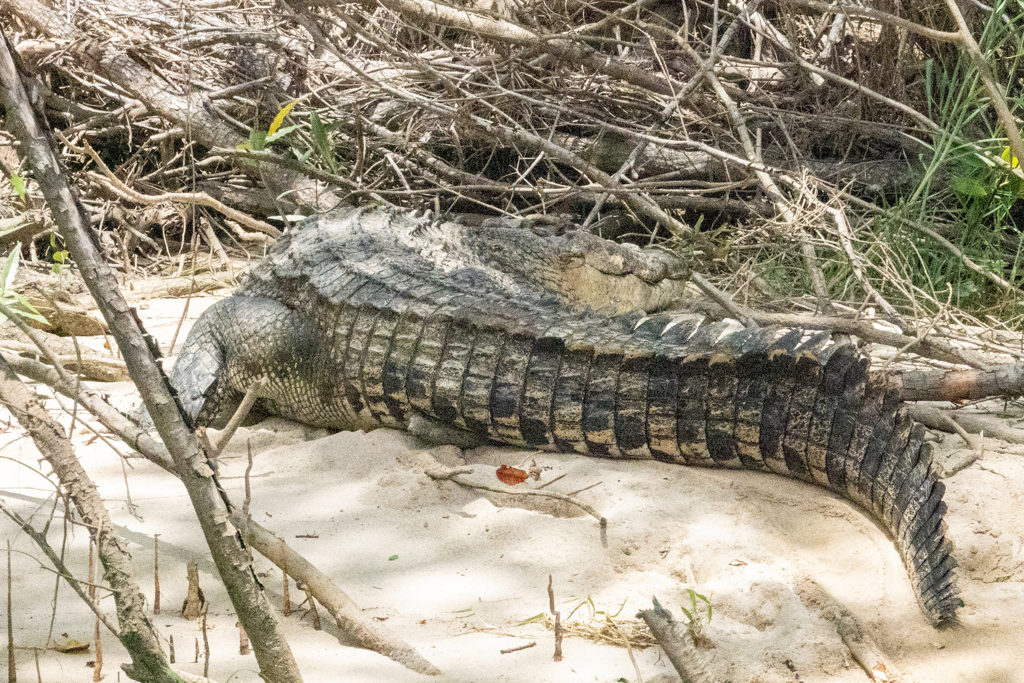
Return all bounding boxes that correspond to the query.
[7,540,16,683]
[153,534,160,615]
[89,536,103,682]
[500,641,536,654]
[201,607,210,678]
[283,570,292,617]
[301,588,322,631]
[181,561,206,620]
[553,611,563,662]
[548,575,562,662]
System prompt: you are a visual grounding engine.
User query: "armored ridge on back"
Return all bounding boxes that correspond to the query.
[166,204,961,627]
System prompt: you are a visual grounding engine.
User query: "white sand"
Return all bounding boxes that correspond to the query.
[3,294,1024,682]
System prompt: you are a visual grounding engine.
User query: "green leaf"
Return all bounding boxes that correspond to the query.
[12,293,48,324]
[1,244,21,297]
[9,173,26,202]
[266,123,301,144]
[310,111,337,172]
[268,99,299,137]
[1009,175,1024,198]
[249,129,267,152]
[388,554,398,561]
[951,175,990,198]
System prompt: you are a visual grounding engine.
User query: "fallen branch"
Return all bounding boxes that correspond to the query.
[907,405,1024,445]
[374,0,684,96]
[636,597,712,683]
[0,353,179,682]
[3,354,440,675]
[0,32,302,681]
[794,580,897,683]
[231,516,441,676]
[897,363,1024,402]
[779,0,961,42]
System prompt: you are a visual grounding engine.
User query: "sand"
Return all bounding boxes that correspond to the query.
[2,293,1024,682]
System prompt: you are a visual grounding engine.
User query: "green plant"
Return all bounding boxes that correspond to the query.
[950,145,1024,223]
[0,245,47,325]
[48,233,69,275]
[865,0,1024,318]
[241,99,302,151]
[8,171,26,204]
[679,588,712,647]
[309,110,338,173]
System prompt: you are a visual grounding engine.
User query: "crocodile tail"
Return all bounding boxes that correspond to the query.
[657,324,961,627]
[426,317,960,627]
[369,304,959,626]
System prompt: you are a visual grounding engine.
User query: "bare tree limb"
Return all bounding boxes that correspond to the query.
[897,363,1024,402]
[0,352,179,682]
[0,29,303,682]
[907,404,1024,445]
[2,354,440,675]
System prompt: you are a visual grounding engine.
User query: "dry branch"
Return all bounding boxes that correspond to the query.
[898,363,1024,402]
[0,353,178,682]
[2,354,440,675]
[425,460,609,546]
[1,0,339,214]
[0,31,303,681]
[374,0,684,96]
[636,598,712,683]
[907,405,1024,445]
[232,517,441,676]
[779,0,961,42]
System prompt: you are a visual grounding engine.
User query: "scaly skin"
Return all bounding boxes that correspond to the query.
[167,205,961,627]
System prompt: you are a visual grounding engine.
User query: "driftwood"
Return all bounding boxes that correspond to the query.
[233,515,441,676]
[636,598,713,683]
[898,364,1024,402]
[908,404,1024,446]
[794,580,898,683]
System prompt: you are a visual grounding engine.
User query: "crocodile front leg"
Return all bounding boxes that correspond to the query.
[169,296,343,429]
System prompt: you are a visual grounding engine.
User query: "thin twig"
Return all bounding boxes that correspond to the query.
[212,377,267,456]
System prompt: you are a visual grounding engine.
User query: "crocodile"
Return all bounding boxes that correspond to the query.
[165,204,960,627]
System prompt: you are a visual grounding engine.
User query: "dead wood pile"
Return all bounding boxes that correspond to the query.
[0,0,1023,394]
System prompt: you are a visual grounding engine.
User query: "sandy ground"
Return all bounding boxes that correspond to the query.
[3,293,1024,682]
